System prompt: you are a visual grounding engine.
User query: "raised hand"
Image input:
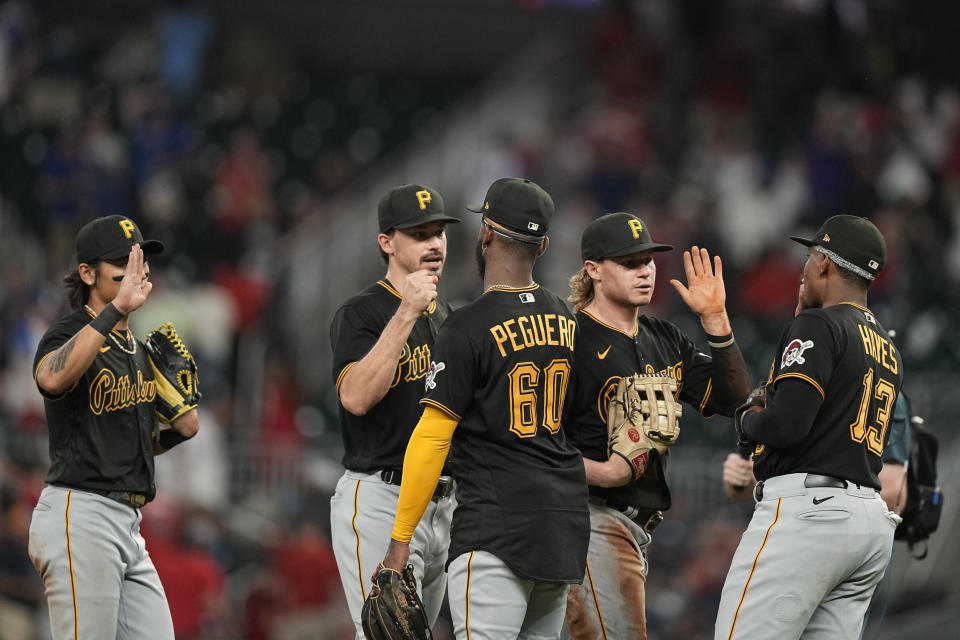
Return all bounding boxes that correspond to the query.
[112,244,153,314]
[669,246,727,317]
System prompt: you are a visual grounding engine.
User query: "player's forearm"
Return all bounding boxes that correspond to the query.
[706,339,751,415]
[36,326,109,395]
[170,407,200,438]
[583,455,633,488]
[743,379,822,447]
[338,308,421,416]
[391,406,457,542]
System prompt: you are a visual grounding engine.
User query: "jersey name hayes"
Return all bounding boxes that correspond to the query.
[489,313,576,358]
[858,324,898,374]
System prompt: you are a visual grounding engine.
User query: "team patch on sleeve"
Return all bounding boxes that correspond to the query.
[780,338,814,369]
[424,361,446,390]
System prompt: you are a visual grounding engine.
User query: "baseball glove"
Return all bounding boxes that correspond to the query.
[145,322,201,423]
[607,374,682,481]
[734,386,766,457]
[361,564,431,640]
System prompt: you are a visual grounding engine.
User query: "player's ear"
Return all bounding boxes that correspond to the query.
[535,236,549,257]
[584,260,601,280]
[377,232,395,257]
[817,252,831,277]
[78,263,97,286]
[478,223,494,249]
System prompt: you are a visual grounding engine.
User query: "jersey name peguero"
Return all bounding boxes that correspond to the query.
[33,309,160,499]
[752,303,903,489]
[421,285,588,583]
[564,310,719,512]
[330,280,450,471]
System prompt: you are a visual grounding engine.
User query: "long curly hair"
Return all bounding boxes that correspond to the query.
[567,267,594,312]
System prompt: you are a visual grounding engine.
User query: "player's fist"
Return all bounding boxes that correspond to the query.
[722,452,755,489]
[400,269,438,316]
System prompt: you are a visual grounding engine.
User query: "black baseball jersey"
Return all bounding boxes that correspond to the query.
[330,280,450,471]
[421,285,589,583]
[564,310,721,512]
[33,308,160,499]
[752,303,902,489]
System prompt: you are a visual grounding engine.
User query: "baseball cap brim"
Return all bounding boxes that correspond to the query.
[391,214,461,230]
[789,235,815,247]
[97,239,166,260]
[601,242,673,259]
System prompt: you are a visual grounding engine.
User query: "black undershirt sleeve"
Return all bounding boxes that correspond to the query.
[742,378,823,448]
[707,343,751,415]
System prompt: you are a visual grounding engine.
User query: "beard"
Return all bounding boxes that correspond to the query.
[475,238,486,279]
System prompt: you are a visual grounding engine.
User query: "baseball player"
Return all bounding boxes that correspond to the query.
[29,215,200,639]
[722,285,911,514]
[561,212,750,639]
[379,178,589,639]
[328,184,460,637]
[716,215,903,640]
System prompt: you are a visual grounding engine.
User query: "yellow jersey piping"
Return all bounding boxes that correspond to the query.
[773,372,825,400]
[351,480,365,600]
[726,498,782,640]
[419,398,462,422]
[66,490,78,640]
[585,558,609,640]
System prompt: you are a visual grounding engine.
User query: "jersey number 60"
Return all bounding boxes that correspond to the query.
[507,359,571,438]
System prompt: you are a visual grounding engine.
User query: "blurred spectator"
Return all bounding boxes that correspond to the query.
[142,499,231,640]
[156,1,216,103]
[0,461,44,640]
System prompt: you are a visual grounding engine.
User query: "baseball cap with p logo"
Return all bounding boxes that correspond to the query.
[789,214,886,281]
[76,215,165,264]
[378,184,460,233]
[466,177,554,245]
[581,212,673,262]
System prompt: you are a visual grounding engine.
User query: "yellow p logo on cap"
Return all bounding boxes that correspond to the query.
[119,219,136,239]
[416,190,432,211]
[628,219,643,239]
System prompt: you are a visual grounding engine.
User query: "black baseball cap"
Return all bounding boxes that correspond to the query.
[581,212,673,262]
[76,215,165,264]
[467,178,554,244]
[378,184,460,233]
[789,214,886,280]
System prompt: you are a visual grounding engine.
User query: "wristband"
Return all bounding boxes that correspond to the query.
[706,331,735,349]
[89,303,124,336]
[158,429,193,450]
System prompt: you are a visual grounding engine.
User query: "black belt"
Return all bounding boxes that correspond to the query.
[380,469,454,502]
[589,497,663,533]
[70,487,148,508]
[754,474,849,502]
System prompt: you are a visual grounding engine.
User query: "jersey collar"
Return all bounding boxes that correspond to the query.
[580,309,637,338]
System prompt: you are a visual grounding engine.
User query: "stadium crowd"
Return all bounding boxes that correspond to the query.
[1,1,957,638]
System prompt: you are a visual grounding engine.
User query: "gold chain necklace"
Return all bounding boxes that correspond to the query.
[485,282,535,293]
[85,305,137,355]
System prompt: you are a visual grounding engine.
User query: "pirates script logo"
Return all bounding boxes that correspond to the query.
[89,369,157,414]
